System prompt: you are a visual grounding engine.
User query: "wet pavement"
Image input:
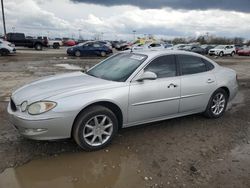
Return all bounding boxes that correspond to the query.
[0,147,145,188]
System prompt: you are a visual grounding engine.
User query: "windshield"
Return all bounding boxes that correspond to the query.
[86,53,147,82]
[215,45,225,49]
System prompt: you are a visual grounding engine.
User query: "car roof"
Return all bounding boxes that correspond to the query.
[128,49,204,58]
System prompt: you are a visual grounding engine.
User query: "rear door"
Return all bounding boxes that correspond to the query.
[177,55,217,113]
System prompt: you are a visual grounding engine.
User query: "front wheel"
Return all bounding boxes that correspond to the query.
[74,50,81,57]
[204,89,228,118]
[219,51,224,57]
[0,49,9,56]
[73,105,118,151]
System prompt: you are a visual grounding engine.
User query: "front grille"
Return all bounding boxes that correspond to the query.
[10,98,17,112]
[210,50,215,53]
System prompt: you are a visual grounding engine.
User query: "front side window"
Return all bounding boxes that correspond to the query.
[87,53,147,82]
[93,43,101,48]
[144,55,177,78]
[178,55,207,75]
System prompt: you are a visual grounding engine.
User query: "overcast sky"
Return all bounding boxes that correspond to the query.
[1,0,250,40]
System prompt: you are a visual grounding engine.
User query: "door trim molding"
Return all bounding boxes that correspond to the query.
[131,93,205,106]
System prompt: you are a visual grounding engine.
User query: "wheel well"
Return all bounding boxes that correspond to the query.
[34,42,42,46]
[220,86,230,98]
[71,101,123,137]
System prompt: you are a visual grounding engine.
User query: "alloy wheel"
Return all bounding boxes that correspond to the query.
[83,115,113,147]
[211,93,226,115]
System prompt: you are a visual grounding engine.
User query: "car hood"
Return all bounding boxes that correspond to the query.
[11,72,118,105]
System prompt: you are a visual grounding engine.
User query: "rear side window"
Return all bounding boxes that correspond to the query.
[202,59,215,71]
[145,55,177,78]
[178,55,207,75]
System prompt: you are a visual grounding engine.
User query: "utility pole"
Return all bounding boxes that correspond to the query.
[1,0,6,39]
[132,30,136,41]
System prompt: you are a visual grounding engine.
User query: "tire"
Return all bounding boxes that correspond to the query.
[53,43,60,49]
[100,51,106,57]
[73,105,118,151]
[203,88,228,119]
[219,51,224,57]
[75,50,81,57]
[35,43,43,51]
[231,51,235,56]
[0,49,9,56]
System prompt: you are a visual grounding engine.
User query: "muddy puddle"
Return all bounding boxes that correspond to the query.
[0,148,148,188]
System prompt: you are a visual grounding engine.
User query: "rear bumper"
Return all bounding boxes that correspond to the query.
[229,84,238,101]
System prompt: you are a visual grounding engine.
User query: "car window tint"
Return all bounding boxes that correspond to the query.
[202,59,215,71]
[93,43,101,48]
[144,55,177,78]
[178,55,207,75]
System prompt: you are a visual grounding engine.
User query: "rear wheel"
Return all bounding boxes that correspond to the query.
[204,88,228,118]
[35,43,43,50]
[231,51,235,56]
[73,105,118,151]
[53,43,60,49]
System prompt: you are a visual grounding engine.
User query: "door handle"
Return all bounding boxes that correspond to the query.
[168,83,178,88]
[207,78,215,83]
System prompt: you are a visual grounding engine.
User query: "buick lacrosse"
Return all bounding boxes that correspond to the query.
[8,50,238,151]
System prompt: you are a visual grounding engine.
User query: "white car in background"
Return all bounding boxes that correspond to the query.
[0,39,16,56]
[132,42,165,51]
[209,45,236,57]
[173,44,186,50]
[48,39,63,49]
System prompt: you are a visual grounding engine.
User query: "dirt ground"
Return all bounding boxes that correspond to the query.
[0,48,250,188]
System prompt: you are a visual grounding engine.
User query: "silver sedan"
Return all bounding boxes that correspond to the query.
[8,50,238,151]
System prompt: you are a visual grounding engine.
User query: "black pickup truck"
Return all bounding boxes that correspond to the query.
[7,33,48,50]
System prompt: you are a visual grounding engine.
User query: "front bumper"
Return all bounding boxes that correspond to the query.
[9,48,16,54]
[209,51,220,55]
[7,103,75,140]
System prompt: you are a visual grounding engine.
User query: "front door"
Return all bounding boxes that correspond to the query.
[128,55,180,124]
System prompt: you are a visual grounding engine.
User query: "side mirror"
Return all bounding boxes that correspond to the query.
[136,71,157,82]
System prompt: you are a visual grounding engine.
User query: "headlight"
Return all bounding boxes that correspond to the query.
[28,101,57,115]
[20,101,28,112]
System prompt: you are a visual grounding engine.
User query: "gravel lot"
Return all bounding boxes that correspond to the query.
[0,48,250,188]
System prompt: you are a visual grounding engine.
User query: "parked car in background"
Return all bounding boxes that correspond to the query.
[0,39,16,56]
[115,42,132,51]
[132,42,165,51]
[48,38,63,49]
[237,47,250,56]
[67,41,112,57]
[173,44,186,50]
[191,47,206,54]
[8,50,238,151]
[209,45,236,57]
[200,45,215,54]
[64,40,76,46]
[182,44,199,51]
[235,44,244,54]
[7,33,48,50]
[164,44,174,49]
